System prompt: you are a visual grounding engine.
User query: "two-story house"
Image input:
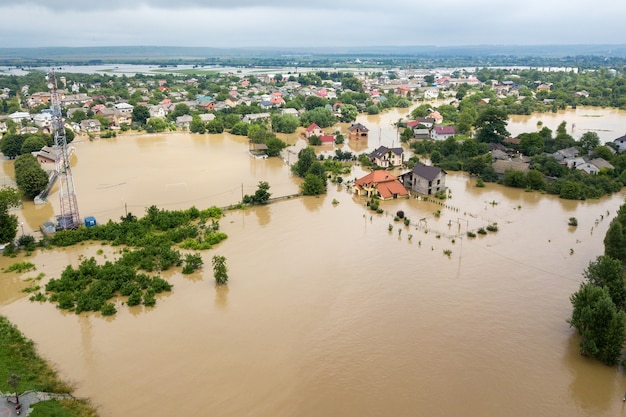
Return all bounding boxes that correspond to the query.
[348,123,369,140]
[400,163,447,195]
[370,146,404,168]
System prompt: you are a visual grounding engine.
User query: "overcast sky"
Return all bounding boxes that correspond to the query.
[1,1,623,48]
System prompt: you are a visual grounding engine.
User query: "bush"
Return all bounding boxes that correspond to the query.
[477,228,487,235]
[486,224,498,232]
[569,217,578,227]
[17,234,36,251]
[101,303,117,316]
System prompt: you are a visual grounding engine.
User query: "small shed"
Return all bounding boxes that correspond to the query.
[85,216,97,228]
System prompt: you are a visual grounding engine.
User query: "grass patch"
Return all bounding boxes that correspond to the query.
[4,261,36,273]
[30,399,99,417]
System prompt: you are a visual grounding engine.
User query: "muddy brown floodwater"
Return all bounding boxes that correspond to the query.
[1,108,626,417]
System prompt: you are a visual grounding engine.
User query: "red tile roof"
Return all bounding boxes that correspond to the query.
[306,123,320,132]
[320,135,335,143]
[355,171,408,199]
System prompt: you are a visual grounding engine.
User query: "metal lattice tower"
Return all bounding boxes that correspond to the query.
[47,71,80,229]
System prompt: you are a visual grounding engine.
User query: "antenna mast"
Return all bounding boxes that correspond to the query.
[47,70,80,229]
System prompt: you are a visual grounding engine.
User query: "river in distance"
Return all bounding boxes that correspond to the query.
[1,107,626,416]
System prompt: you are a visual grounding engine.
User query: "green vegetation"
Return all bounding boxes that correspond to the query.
[212,255,228,285]
[4,261,36,273]
[0,315,98,416]
[14,154,49,199]
[32,205,225,315]
[486,223,499,232]
[569,202,626,366]
[291,147,327,196]
[0,186,21,244]
[568,217,578,227]
[243,181,271,205]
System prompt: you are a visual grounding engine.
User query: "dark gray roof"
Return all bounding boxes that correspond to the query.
[407,163,445,181]
[370,146,403,159]
[348,122,369,132]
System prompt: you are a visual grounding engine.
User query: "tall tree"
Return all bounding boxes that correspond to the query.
[291,147,316,178]
[14,154,49,199]
[338,104,358,123]
[569,282,626,366]
[212,255,228,285]
[578,131,600,154]
[584,255,626,310]
[0,186,20,243]
[604,220,626,262]
[473,107,509,143]
[132,104,150,125]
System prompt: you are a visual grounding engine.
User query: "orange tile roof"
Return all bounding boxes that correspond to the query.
[377,181,408,199]
[355,171,408,199]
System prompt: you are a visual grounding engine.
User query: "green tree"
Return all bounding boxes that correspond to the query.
[206,118,225,134]
[70,110,88,124]
[338,104,358,123]
[212,255,228,285]
[584,255,626,310]
[304,96,327,110]
[230,122,248,136]
[559,181,583,200]
[292,147,316,177]
[341,77,364,92]
[271,114,300,134]
[265,136,288,157]
[0,134,25,159]
[594,146,614,162]
[168,103,190,121]
[300,107,336,128]
[569,282,626,365]
[0,187,20,243]
[411,104,432,119]
[14,154,49,199]
[578,131,600,154]
[132,104,150,125]
[519,132,544,156]
[524,170,546,190]
[244,181,271,204]
[189,115,206,134]
[64,127,75,144]
[146,118,169,133]
[604,220,626,263]
[301,173,326,196]
[366,105,380,115]
[473,107,509,143]
[20,135,47,155]
[502,169,525,188]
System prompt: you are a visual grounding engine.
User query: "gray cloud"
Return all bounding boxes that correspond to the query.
[0,1,624,48]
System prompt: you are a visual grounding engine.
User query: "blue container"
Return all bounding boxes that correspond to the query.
[85,216,97,228]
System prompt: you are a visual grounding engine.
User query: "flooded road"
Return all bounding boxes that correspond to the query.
[1,108,626,416]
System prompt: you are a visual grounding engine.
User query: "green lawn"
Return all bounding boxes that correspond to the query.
[0,315,99,416]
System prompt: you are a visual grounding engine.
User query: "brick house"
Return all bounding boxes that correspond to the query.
[348,122,369,140]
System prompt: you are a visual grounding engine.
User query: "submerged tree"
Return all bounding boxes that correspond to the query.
[212,255,228,285]
[569,282,626,366]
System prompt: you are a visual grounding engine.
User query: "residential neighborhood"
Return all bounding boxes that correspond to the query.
[1,63,626,202]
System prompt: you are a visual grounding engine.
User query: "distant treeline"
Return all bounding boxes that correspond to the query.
[1,45,626,69]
